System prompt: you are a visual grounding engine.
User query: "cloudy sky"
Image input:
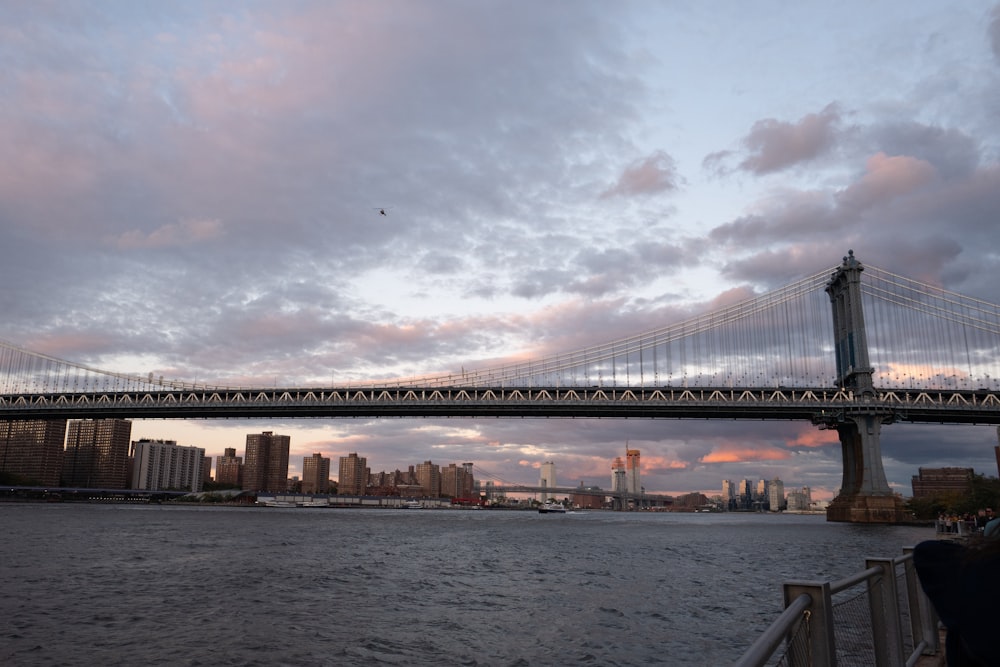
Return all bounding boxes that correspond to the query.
[4,1,1000,500]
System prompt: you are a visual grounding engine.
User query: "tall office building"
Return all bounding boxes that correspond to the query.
[767,478,785,512]
[415,460,441,497]
[626,449,641,495]
[0,419,67,486]
[462,463,475,497]
[130,438,205,492]
[539,461,556,502]
[201,456,213,484]
[63,419,132,488]
[611,456,626,494]
[216,447,243,487]
[338,452,368,495]
[243,431,290,492]
[441,462,474,499]
[302,452,331,494]
[738,479,754,510]
[722,480,736,510]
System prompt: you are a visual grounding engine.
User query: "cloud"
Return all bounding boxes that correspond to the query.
[835,152,937,213]
[111,218,225,249]
[738,104,842,174]
[991,5,1000,63]
[700,445,792,464]
[601,150,681,198]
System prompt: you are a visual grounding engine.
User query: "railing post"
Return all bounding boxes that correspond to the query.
[783,581,836,666]
[902,547,939,656]
[866,557,904,667]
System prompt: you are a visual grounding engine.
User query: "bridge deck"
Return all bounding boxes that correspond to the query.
[2,385,999,424]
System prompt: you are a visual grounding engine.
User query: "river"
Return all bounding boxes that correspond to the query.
[0,504,933,666]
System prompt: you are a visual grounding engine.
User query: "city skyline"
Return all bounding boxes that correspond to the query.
[4,3,1000,499]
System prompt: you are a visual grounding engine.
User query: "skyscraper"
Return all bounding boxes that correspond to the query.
[768,478,785,512]
[539,461,556,502]
[131,439,205,492]
[626,449,641,495]
[63,419,132,488]
[0,419,67,486]
[243,431,290,492]
[338,452,368,495]
[611,456,626,495]
[415,460,441,497]
[302,452,330,494]
[722,480,736,510]
[202,456,213,485]
[441,462,474,498]
[216,447,243,487]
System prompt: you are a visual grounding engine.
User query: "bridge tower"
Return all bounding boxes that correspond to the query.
[820,250,907,523]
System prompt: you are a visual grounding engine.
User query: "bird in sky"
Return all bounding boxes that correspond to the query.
[374,207,392,216]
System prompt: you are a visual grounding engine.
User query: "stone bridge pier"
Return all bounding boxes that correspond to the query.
[823,251,907,523]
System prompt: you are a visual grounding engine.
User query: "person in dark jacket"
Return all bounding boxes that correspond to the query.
[913,537,1000,666]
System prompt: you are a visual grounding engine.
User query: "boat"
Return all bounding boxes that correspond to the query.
[403,500,423,509]
[538,502,567,514]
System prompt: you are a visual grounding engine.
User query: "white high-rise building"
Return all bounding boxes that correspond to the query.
[768,478,785,512]
[539,461,556,502]
[612,457,627,494]
[131,438,205,492]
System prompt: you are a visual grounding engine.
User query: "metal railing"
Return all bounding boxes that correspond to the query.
[735,548,940,666]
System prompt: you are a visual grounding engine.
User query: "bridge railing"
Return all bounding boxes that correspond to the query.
[734,548,940,667]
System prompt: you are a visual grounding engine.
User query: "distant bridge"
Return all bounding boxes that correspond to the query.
[4,250,1000,522]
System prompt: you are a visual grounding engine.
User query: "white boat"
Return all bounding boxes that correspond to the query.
[538,502,567,514]
[259,500,297,508]
[403,500,423,509]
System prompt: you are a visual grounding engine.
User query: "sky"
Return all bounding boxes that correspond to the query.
[3,1,1000,500]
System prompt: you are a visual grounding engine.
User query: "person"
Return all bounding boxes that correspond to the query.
[914,536,1000,665]
[983,508,1000,540]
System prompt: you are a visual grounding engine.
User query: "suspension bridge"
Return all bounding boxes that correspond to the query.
[3,251,1000,522]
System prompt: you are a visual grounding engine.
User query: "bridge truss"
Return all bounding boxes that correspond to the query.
[2,261,1000,423]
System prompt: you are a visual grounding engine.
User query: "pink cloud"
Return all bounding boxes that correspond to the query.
[112,217,225,249]
[601,150,681,198]
[836,152,936,212]
[786,428,838,449]
[700,445,791,464]
[739,104,841,174]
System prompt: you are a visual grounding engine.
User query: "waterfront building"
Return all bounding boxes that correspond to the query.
[216,447,243,487]
[63,419,132,489]
[462,462,474,495]
[721,480,736,510]
[415,460,441,497]
[911,467,975,498]
[539,461,556,502]
[571,483,604,509]
[767,478,785,512]
[626,449,641,495]
[302,453,331,494]
[0,419,67,487]
[786,488,810,511]
[611,457,626,496]
[243,431,290,492]
[441,462,474,499]
[756,478,768,500]
[130,439,205,492]
[202,456,213,484]
[738,479,754,510]
[338,452,368,495]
